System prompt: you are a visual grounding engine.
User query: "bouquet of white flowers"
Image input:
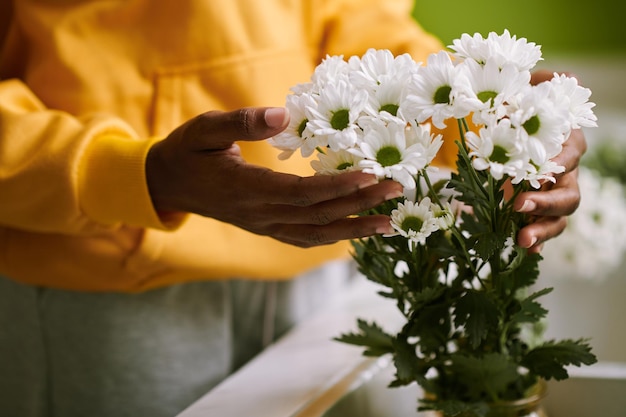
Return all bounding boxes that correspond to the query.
[271,30,598,416]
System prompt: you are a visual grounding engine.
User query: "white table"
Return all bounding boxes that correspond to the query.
[175,279,404,417]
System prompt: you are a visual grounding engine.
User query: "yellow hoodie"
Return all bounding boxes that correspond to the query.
[0,0,455,292]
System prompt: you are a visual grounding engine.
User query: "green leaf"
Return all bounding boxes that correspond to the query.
[448,141,490,211]
[522,339,598,380]
[454,290,500,349]
[391,336,422,385]
[504,252,542,293]
[458,211,487,236]
[405,303,452,353]
[449,352,520,399]
[473,231,506,260]
[409,285,447,311]
[511,287,552,324]
[334,319,394,357]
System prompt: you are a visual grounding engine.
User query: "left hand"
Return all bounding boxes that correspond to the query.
[514,70,588,253]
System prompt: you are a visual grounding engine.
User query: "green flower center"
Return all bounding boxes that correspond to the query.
[401,216,424,233]
[297,118,308,138]
[490,145,509,164]
[376,146,402,167]
[336,162,353,171]
[477,90,498,106]
[433,85,452,104]
[523,115,541,135]
[379,103,399,116]
[330,109,350,130]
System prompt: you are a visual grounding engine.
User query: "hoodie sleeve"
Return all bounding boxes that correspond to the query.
[0,79,185,235]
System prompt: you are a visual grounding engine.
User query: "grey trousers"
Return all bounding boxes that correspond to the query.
[0,260,354,417]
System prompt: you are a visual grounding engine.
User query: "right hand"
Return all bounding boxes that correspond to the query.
[145,107,403,247]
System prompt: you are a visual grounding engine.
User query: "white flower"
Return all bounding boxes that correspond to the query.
[311,55,351,91]
[431,201,456,230]
[466,116,567,188]
[459,58,531,125]
[363,77,410,122]
[310,148,362,175]
[508,82,570,164]
[305,79,368,151]
[449,32,494,66]
[541,167,626,281]
[407,120,444,167]
[349,48,419,91]
[522,160,566,189]
[450,30,542,72]
[348,49,420,123]
[388,197,441,249]
[400,51,472,129]
[466,119,526,181]
[269,92,320,159]
[548,73,598,129]
[486,30,543,71]
[288,81,314,96]
[350,118,430,189]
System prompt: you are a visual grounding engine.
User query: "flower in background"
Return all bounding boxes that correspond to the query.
[542,166,626,281]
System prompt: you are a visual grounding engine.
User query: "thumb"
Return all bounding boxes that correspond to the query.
[187,107,290,151]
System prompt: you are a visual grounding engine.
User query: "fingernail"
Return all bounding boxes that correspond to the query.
[357,175,379,189]
[377,224,396,235]
[517,200,537,213]
[385,189,404,201]
[264,107,289,128]
[527,236,538,248]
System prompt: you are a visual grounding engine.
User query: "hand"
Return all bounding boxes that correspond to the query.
[145,107,402,248]
[514,69,588,253]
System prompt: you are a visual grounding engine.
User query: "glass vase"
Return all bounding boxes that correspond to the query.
[425,381,547,417]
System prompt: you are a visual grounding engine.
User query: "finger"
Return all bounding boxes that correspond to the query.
[530,69,554,85]
[527,243,544,255]
[517,216,567,250]
[187,107,290,151]
[267,179,404,225]
[515,169,580,217]
[246,170,403,207]
[551,129,587,174]
[269,214,395,248]
[530,69,576,85]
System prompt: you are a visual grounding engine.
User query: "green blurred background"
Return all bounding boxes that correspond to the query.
[412,0,623,56]
[413,0,626,169]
